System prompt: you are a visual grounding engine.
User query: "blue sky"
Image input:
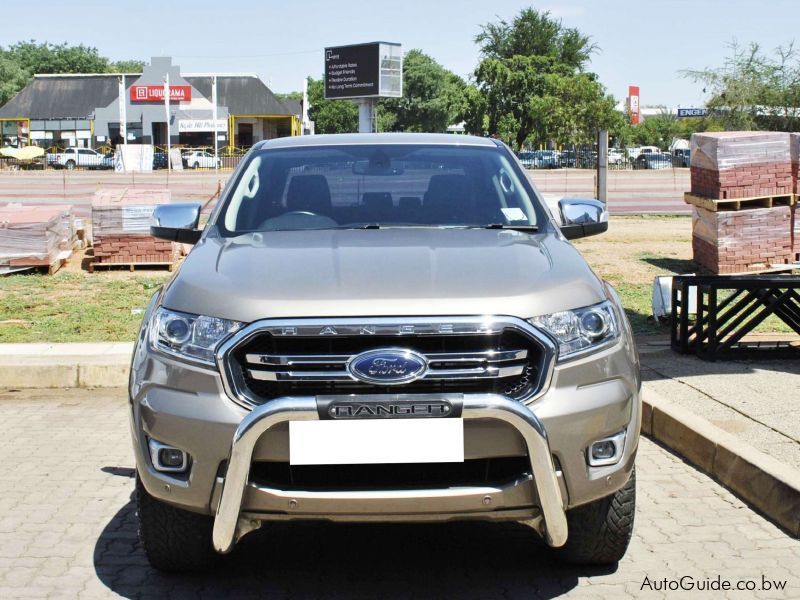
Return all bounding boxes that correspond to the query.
[3,0,799,107]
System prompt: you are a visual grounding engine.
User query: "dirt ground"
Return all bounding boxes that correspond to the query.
[574,215,693,285]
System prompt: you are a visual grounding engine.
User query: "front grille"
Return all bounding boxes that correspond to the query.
[249,457,531,491]
[223,319,549,406]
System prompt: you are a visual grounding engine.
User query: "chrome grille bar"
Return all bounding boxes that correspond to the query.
[244,349,528,367]
[247,364,526,382]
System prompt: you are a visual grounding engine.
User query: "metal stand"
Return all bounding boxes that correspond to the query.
[671,275,800,360]
[357,99,376,133]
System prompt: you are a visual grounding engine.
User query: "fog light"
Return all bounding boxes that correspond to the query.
[148,439,189,473]
[588,431,626,467]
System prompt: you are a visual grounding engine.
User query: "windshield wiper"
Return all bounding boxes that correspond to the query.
[482,223,539,232]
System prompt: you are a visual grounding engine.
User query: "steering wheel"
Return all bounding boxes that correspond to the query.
[259,211,338,231]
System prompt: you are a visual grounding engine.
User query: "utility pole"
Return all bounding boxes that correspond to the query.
[212,75,219,173]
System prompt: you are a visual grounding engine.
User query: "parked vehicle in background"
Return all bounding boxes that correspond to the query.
[531,150,560,169]
[518,150,560,169]
[672,148,690,168]
[56,147,113,170]
[608,148,625,165]
[183,150,220,169]
[133,133,640,573]
[578,150,598,169]
[637,146,660,155]
[559,150,577,168]
[153,152,168,170]
[634,152,673,169]
[518,151,536,169]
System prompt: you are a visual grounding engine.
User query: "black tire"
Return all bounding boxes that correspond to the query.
[192,162,200,169]
[557,468,636,565]
[136,475,220,572]
[65,160,76,170]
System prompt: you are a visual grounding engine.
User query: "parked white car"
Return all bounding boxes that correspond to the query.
[56,148,112,170]
[608,148,625,165]
[183,150,220,169]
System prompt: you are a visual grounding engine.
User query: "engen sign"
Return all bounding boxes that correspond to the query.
[130,85,192,102]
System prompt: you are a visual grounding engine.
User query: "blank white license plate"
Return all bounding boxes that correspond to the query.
[289,419,464,465]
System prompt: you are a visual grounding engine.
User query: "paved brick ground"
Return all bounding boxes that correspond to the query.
[0,388,798,599]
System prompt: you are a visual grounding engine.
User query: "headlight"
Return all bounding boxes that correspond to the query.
[150,307,243,365]
[529,300,619,360]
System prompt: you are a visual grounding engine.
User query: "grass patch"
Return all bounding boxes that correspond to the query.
[0,271,167,342]
[0,216,793,341]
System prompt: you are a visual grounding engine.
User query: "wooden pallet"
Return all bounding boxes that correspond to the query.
[684,192,796,212]
[88,260,176,273]
[1,256,67,275]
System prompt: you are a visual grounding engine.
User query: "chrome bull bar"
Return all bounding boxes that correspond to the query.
[211,394,569,553]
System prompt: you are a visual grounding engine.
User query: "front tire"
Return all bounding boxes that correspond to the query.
[136,475,220,572]
[557,468,636,565]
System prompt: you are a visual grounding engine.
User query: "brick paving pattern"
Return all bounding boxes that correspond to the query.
[0,388,798,599]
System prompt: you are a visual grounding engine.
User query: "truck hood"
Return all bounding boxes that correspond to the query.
[161,228,607,323]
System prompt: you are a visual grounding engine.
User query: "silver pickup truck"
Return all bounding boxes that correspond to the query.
[131,133,640,572]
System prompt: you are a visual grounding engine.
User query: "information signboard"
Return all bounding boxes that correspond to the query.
[325,42,402,99]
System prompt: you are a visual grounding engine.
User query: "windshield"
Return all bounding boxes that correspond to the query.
[218,144,543,234]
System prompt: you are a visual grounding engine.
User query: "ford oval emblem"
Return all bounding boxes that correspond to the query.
[347,348,428,385]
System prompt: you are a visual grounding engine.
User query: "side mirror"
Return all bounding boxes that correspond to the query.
[558,198,609,240]
[150,203,202,244]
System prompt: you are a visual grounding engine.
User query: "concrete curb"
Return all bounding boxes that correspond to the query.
[642,384,800,537]
[0,343,131,388]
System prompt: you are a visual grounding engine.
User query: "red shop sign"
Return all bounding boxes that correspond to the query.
[130,85,192,102]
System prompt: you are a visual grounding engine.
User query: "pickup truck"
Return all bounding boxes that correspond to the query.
[56,147,113,170]
[133,133,640,572]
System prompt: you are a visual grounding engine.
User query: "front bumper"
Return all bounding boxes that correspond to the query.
[211,394,568,553]
[130,310,640,554]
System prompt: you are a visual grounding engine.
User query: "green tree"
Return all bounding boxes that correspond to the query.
[0,41,143,106]
[382,49,466,132]
[475,7,596,69]
[0,55,29,105]
[4,41,111,74]
[109,59,145,73]
[306,77,358,133]
[684,41,800,131]
[468,8,618,148]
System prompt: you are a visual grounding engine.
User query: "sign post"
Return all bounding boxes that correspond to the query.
[118,75,127,146]
[164,74,171,173]
[324,42,402,133]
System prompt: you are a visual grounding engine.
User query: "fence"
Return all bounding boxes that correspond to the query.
[0,144,251,172]
[517,145,691,171]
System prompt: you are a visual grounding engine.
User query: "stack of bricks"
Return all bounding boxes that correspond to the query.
[92,235,177,264]
[692,205,793,274]
[690,131,793,199]
[91,189,177,266]
[0,204,72,269]
[689,131,795,274]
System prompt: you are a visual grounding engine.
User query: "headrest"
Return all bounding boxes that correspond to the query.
[286,175,332,214]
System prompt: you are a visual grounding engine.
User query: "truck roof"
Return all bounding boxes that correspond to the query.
[254,132,498,150]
